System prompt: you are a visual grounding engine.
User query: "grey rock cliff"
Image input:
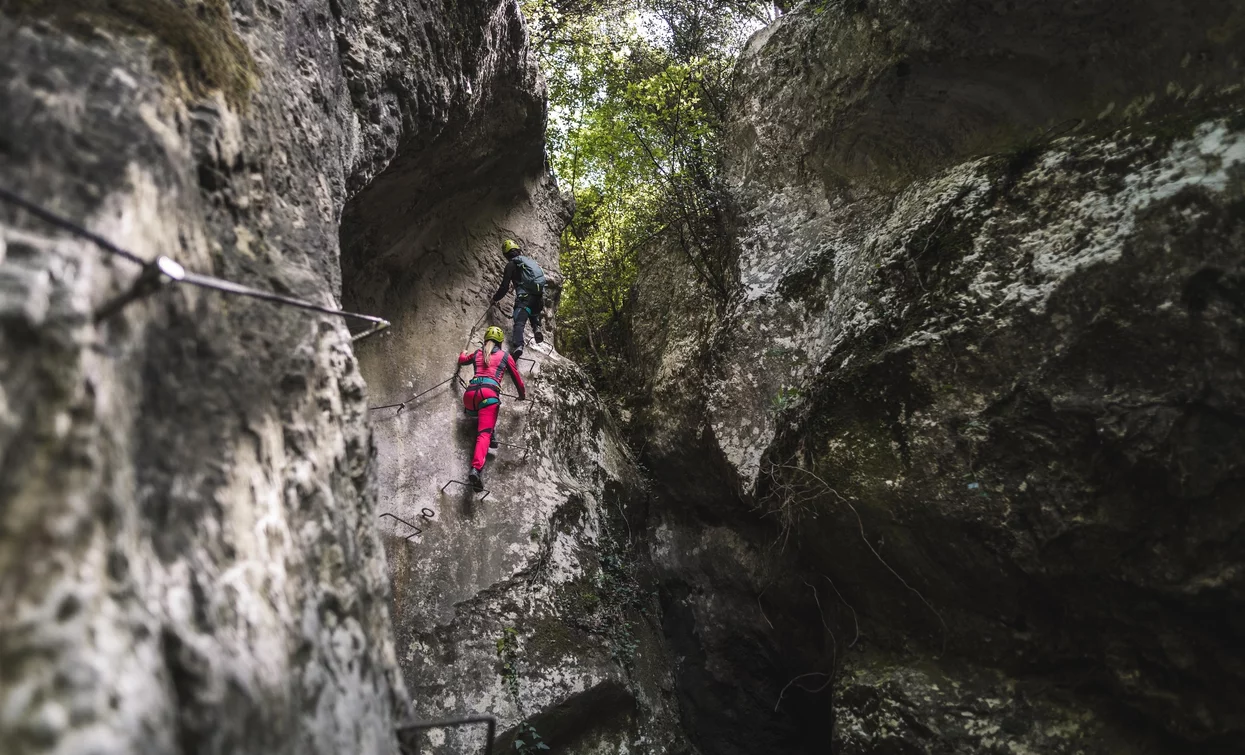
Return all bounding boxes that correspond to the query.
[626,0,1245,752]
[9,0,1244,752]
[0,0,570,751]
[341,25,687,749]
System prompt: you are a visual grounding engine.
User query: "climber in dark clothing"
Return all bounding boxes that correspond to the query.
[458,325,526,491]
[491,238,545,359]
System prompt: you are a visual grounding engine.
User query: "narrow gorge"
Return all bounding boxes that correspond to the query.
[1,1,1242,755]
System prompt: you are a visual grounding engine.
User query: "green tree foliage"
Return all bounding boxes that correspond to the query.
[524,0,775,392]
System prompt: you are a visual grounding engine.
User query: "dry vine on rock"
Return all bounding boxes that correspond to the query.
[759,461,948,652]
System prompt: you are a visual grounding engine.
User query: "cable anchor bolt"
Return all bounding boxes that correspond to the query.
[94,256,185,322]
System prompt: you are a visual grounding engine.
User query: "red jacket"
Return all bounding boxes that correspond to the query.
[458,347,526,399]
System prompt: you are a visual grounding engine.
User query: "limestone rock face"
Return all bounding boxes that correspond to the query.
[627,1,1245,752]
[342,39,687,751]
[0,0,552,752]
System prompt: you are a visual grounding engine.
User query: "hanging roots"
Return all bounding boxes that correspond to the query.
[767,463,948,653]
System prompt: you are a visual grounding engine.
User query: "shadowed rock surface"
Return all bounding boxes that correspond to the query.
[5,0,1244,753]
[624,1,1245,753]
[341,31,688,750]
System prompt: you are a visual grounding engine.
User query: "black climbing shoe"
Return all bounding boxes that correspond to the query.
[468,468,483,492]
[533,326,544,344]
[512,346,524,360]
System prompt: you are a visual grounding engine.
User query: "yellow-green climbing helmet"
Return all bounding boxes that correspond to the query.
[484,326,505,345]
[501,238,521,255]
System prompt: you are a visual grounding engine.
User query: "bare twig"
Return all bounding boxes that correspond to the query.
[773,463,949,653]
[774,672,833,713]
[823,574,860,648]
[804,579,838,666]
[757,583,774,630]
[771,577,843,714]
[610,497,633,545]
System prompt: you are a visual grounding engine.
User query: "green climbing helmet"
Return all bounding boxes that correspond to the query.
[501,238,521,256]
[484,326,506,345]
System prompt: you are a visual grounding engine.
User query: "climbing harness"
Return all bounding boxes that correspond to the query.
[456,372,527,401]
[0,186,390,340]
[471,346,509,387]
[460,347,510,414]
[379,509,436,541]
[396,714,496,755]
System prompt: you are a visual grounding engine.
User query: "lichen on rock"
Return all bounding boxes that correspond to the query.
[5,0,1244,752]
[623,0,1245,752]
[3,0,258,105]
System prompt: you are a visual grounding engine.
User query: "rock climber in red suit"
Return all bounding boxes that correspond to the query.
[458,325,526,491]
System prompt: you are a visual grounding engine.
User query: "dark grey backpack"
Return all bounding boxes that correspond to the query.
[514,255,546,295]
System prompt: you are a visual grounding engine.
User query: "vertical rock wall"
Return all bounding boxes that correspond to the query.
[340,7,687,755]
[626,0,1245,752]
[0,0,560,752]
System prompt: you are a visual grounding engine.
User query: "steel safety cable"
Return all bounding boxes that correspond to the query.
[0,186,390,341]
[368,374,458,414]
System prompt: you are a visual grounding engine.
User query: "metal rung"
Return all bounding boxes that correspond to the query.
[440,479,490,500]
[492,440,533,457]
[379,509,435,540]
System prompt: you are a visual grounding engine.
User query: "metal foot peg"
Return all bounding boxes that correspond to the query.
[516,356,537,377]
[491,440,533,459]
[440,479,490,500]
[380,509,436,540]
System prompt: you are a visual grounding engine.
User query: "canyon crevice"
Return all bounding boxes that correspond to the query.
[3,0,1243,754]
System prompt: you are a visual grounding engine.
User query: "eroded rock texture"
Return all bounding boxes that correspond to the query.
[7,0,1244,752]
[626,1,1245,753]
[340,11,686,753]
[0,0,555,751]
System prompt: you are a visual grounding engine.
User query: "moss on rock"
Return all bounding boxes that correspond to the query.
[3,0,257,106]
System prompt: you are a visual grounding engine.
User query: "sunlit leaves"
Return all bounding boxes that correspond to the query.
[523,0,771,389]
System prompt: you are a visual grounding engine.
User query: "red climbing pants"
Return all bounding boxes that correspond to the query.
[462,386,500,471]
